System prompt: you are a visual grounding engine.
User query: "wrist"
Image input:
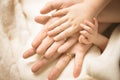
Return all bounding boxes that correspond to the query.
[94,34,108,51]
[84,0,111,17]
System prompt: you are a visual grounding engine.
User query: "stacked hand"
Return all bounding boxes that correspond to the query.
[23,0,100,80]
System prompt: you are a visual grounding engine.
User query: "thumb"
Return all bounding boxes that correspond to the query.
[40,1,62,14]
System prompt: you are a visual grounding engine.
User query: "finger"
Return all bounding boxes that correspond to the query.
[32,28,47,48]
[34,15,51,24]
[40,1,62,14]
[48,53,73,80]
[79,35,91,44]
[48,21,70,36]
[48,16,68,30]
[32,56,49,73]
[80,30,91,39]
[58,35,78,53]
[36,36,54,55]
[32,51,61,73]
[45,40,65,58]
[52,8,68,17]
[73,52,84,78]
[23,47,36,59]
[80,23,93,34]
[84,20,95,29]
[54,25,80,41]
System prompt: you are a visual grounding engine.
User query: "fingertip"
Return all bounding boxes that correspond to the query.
[31,66,38,73]
[34,16,38,22]
[40,6,50,14]
[32,41,38,49]
[47,31,53,37]
[53,37,58,41]
[44,53,51,59]
[73,66,81,78]
[57,48,63,53]
[48,68,58,80]
[40,1,54,14]
[58,46,66,53]
[36,48,40,54]
[54,36,62,41]
[22,53,27,59]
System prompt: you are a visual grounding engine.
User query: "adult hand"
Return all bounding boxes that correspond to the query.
[23,42,92,80]
[23,15,92,80]
[31,17,78,58]
[40,0,82,14]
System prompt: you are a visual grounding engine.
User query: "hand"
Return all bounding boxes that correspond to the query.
[31,16,78,59]
[79,18,98,44]
[23,42,92,80]
[47,3,95,41]
[23,15,92,79]
[40,0,82,14]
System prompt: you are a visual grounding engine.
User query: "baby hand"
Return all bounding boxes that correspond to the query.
[79,18,98,45]
[47,3,95,41]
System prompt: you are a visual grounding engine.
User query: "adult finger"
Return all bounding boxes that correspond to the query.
[32,17,59,49]
[34,15,51,24]
[40,1,62,14]
[47,16,68,31]
[32,53,60,73]
[36,36,54,55]
[73,52,84,78]
[23,47,36,59]
[58,34,78,53]
[48,21,70,36]
[32,28,48,48]
[54,25,81,41]
[52,8,68,17]
[48,53,74,80]
[45,40,65,58]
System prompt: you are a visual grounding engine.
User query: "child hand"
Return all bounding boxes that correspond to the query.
[79,18,98,45]
[47,3,95,41]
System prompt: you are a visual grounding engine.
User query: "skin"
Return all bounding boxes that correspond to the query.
[86,27,120,80]
[23,0,120,79]
[79,18,108,51]
[47,0,111,41]
[23,17,92,79]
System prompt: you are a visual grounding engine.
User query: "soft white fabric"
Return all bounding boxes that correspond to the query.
[0,0,119,80]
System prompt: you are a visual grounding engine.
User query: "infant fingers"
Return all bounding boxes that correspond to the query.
[80,23,93,34]
[80,30,91,39]
[79,35,91,44]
